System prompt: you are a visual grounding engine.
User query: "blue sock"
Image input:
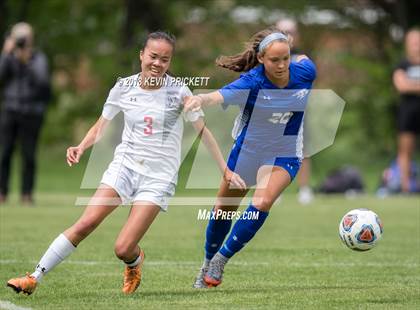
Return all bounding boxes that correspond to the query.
[219,204,269,258]
[204,209,232,260]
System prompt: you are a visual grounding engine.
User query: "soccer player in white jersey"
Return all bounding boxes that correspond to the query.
[7,31,245,295]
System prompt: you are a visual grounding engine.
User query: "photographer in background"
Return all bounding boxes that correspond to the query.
[0,22,50,205]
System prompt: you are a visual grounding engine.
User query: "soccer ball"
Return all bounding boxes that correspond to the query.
[339,208,383,251]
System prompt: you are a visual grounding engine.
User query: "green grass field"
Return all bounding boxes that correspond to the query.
[0,193,419,309]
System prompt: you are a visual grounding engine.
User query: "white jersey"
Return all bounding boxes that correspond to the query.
[102,73,203,184]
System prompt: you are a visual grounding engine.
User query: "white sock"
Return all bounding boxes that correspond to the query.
[125,255,141,268]
[31,234,76,282]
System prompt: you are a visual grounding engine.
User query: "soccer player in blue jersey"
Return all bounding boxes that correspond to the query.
[184,27,317,288]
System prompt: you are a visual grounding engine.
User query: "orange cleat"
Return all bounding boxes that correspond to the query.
[7,273,38,295]
[122,249,145,294]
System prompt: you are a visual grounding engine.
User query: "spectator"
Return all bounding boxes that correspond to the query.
[0,22,50,205]
[393,28,420,193]
[276,18,313,204]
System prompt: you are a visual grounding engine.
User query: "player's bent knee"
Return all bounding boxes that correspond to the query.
[253,197,274,212]
[114,242,136,261]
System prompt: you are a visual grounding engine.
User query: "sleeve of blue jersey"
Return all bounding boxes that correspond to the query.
[295,58,317,82]
[219,73,255,110]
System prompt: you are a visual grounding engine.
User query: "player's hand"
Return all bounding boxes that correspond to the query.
[183,95,203,113]
[66,146,84,167]
[2,37,15,54]
[224,168,247,190]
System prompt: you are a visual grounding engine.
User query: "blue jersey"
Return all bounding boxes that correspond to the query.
[219,59,316,160]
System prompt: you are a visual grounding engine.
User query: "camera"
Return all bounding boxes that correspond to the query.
[15,37,27,49]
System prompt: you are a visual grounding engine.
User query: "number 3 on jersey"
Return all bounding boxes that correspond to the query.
[144,116,153,135]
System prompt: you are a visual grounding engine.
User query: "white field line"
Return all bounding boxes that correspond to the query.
[0,260,418,268]
[0,300,32,310]
[0,260,268,267]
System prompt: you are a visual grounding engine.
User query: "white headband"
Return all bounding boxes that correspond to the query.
[258,32,288,53]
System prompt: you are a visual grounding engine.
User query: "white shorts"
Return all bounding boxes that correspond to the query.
[100,160,176,211]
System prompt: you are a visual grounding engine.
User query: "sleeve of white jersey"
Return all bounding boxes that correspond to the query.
[102,81,122,120]
[180,85,204,122]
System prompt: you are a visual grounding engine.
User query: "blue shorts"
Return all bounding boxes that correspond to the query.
[227,143,301,187]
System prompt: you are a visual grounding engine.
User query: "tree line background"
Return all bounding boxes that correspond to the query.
[1,0,419,189]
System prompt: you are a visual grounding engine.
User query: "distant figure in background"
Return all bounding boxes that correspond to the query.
[393,28,420,193]
[276,18,313,204]
[0,22,50,205]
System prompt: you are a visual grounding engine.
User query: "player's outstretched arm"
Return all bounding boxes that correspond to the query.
[66,116,110,167]
[191,117,246,190]
[183,91,224,112]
